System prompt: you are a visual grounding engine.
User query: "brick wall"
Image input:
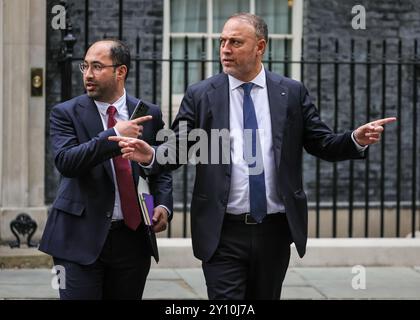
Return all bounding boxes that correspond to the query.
[45,0,164,203]
[301,0,420,206]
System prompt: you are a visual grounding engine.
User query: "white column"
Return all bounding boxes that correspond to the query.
[2,0,31,207]
[0,0,4,209]
[0,0,47,242]
[291,0,303,81]
[28,0,46,207]
[161,0,170,124]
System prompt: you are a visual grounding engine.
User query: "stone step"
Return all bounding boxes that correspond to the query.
[0,245,53,268]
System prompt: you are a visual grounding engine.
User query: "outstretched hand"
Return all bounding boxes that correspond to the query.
[354,117,397,146]
[114,115,153,138]
[108,136,154,165]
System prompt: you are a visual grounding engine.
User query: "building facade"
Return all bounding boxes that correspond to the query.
[0,0,419,242]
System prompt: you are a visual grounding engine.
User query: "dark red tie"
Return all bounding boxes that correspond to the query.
[107,105,142,230]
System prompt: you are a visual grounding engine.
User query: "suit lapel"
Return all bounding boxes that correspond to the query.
[77,95,105,140]
[126,95,137,118]
[206,73,231,177]
[204,71,288,175]
[266,70,288,169]
[207,73,230,131]
[76,95,112,184]
[126,96,141,185]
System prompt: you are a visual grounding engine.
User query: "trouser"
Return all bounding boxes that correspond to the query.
[202,213,292,300]
[53,221,151,300]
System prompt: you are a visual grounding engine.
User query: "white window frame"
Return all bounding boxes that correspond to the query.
[161,0,303,119]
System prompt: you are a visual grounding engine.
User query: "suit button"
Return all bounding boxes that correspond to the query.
[106,211,112,218]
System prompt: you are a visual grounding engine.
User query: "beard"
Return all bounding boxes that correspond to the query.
[86,86,102,100]
[84,78,117,103]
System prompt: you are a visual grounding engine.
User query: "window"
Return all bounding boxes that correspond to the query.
[162,0,303,112]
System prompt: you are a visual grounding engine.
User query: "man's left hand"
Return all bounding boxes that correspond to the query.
[152,206,168,233]
[354,117,397,146]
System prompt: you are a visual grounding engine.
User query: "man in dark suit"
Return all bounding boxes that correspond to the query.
[39,39,173,300]
[110,13,395,299]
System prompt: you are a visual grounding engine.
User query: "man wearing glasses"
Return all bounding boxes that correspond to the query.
[39,39,173,300]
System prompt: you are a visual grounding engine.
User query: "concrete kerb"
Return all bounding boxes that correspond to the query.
[152,238,420,268]
[290,238,420,267]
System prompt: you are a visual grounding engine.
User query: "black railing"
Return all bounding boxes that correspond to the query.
[55,5,419,239]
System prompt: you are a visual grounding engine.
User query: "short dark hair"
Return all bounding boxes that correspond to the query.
[108,39,131,80]
[87,39,131,80]
[227,13,268,43]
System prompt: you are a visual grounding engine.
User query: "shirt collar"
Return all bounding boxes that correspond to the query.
[94,88,127,116]
[228,65,266,91]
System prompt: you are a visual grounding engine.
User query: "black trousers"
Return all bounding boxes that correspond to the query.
[202,213,292,300]
[53,222,151,300]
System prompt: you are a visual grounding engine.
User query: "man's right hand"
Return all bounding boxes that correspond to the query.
[114,115,153,138]
[108,136,154,165]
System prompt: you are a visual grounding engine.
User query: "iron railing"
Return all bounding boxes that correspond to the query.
[53,1,419,239]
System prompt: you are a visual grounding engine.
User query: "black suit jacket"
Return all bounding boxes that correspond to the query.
[39,94,173,265]
[153,70,365,262]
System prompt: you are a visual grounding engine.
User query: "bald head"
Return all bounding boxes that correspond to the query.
[226,13,268,42]
[86,39,131,80]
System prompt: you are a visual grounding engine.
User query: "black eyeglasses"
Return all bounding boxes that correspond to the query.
[79,62,123,74]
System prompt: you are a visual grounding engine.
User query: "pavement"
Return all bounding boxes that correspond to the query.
[1,239,420,300]
[1,266,420,300]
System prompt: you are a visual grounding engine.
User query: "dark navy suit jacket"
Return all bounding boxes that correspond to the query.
[39,94,173,265]
[153,70,365,262]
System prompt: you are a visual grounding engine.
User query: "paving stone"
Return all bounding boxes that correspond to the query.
[143,279,198,300]
[147,268,181,280]
[175,268,207,299]
[282,286,326,300]
[294,267,420,300]
[283,270,307,286]
[1,267,420,300]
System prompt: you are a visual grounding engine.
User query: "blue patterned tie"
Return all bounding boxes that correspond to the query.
[242,83,267,223]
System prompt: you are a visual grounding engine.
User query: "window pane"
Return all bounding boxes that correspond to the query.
[213,0,249,33]
[263,39,292,76]
[171,0,207,33]
[256,0,291,34]
[171,38,206,94]
[212,38,222,75]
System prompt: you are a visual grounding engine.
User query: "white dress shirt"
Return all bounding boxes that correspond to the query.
[226,66,367,215]
[95,90,171,219]
[227,67,286,215]
[94,89,129,220]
